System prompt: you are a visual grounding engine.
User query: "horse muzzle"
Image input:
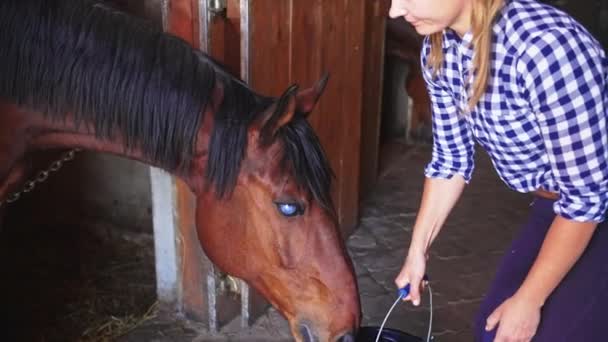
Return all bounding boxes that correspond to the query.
[298,321,357,342]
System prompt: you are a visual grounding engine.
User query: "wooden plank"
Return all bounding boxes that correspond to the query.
[175,181,209,320]
[248,0,291,96]
[340,0,365,234]
[243,0,367,235]
[316,0,347,232]
[166,0,196,44]
[289,0,323,88]
[359,0,389,199]
[223,0,241,77]
[315,0,366,234]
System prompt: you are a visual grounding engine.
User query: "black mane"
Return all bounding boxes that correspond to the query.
[0,0,334,209]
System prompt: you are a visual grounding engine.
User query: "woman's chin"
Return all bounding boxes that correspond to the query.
[411,23,442,36]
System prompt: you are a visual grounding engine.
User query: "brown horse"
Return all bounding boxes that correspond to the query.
[0,0,360,341]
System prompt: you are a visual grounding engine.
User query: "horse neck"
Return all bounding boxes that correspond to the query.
[0,0,235,194]
[22,104,215,193]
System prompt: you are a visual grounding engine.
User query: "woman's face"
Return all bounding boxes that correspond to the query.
[389,0,472,36]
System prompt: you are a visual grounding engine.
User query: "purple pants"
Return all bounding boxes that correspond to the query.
[474,197,608,341]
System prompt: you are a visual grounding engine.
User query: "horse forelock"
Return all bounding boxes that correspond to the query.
[206,112,334,211]
[277,116,335,211]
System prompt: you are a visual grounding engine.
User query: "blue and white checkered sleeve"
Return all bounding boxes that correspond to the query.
[519,28,608,222]
[421,42,475,183]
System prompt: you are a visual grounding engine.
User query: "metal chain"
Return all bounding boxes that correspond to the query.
[0,148,81,207]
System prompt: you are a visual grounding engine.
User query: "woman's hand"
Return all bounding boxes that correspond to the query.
[485,293,541,342]
[394,250,427,306]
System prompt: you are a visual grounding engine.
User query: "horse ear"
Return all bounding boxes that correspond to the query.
[259,84,299,142]
[296,72,329,116]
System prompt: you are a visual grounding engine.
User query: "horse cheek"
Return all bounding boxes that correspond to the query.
[195,196,251,278]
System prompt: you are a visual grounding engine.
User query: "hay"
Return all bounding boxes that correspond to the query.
[81,301,159,342]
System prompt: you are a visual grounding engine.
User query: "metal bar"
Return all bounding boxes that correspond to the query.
[160,0,169,31]
[150,168,182,308]
[198,0,210,52]
[239,0,251,328]
[207,271,218,333]
[240,0,250,83]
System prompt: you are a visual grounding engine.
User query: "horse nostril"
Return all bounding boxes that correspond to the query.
[337,332,355,342]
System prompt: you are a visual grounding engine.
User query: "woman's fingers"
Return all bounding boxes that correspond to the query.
[409,276,422,306]
[395,254,428,305]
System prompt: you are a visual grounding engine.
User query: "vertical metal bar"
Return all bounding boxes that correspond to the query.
[207,271,218,333]
[239,0,251,328]
[198,0,210,52]
[150,168,182,310]
[160,0,169,31]
[240,279,250,328]
[240,0,250,83]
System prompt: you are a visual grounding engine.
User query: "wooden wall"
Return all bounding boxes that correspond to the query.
[360,0,390,199]
[240,0,389,234]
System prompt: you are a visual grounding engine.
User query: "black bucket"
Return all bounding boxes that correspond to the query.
[356,326,423,342]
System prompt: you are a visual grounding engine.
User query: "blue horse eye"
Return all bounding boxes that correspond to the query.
[276,202,302,217]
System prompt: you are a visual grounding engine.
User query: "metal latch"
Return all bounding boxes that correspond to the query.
[208,0,227,16]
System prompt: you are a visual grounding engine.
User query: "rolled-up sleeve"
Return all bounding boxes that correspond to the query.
[421,41,475,182]
[518,28,608,222]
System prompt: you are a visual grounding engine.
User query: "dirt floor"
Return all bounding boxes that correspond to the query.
[0,213,158,342]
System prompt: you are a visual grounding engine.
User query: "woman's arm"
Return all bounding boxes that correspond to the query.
[409,175,467,256]
[395,174,466,305]
[398,35,475,304]
[516,216,597,307]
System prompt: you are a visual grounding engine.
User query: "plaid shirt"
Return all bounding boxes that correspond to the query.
[422,0,608,222]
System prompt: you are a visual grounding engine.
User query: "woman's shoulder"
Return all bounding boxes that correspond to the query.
[494,0,597,55]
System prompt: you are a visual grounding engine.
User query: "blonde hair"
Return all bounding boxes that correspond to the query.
[428,0,504,110]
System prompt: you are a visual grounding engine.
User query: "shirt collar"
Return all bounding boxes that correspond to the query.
[442,28,474,54]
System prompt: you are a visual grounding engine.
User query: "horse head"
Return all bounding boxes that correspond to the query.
[0,1,360,338]
[192,75,360,342]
